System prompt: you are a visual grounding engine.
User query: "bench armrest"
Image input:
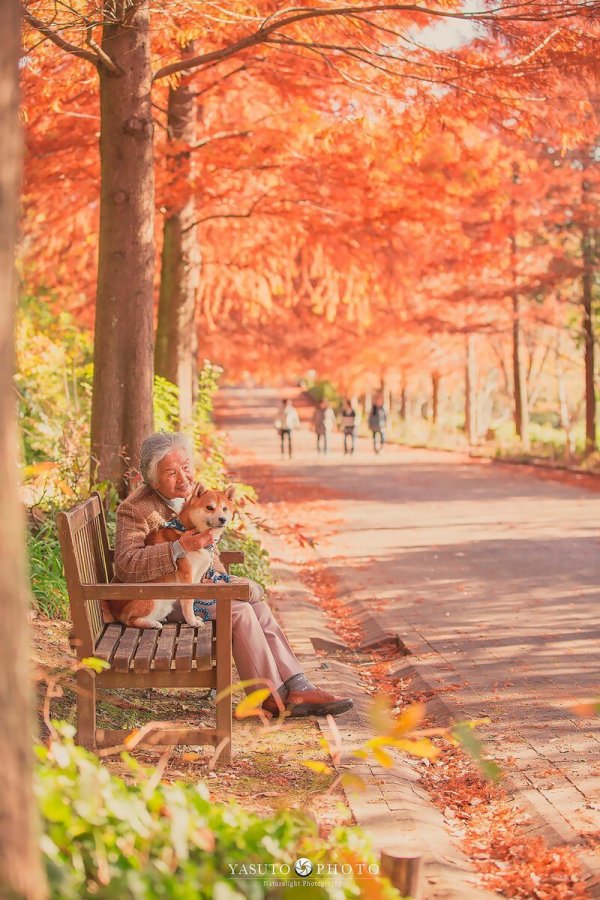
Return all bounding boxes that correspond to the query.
[219,551,244,566]
[82,582,250,602]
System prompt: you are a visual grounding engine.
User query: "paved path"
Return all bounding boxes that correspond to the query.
[216,386,600,888]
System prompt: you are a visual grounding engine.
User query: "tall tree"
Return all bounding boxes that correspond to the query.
[581,161,597,453]
[465,333,477,444]
[155,45,200,428]
[22,0,592,491]
[0,2,47,896]
[90,3,155,493]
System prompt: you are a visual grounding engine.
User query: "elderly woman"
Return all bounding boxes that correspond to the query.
[114,432,353,719]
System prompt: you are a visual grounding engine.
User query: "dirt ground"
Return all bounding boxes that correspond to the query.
[31,617,351,835]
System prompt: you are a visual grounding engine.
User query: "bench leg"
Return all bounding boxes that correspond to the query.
[76,669,96,750]
[215,597,232,766]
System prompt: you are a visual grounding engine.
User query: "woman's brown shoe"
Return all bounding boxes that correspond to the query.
[263,688,353,718]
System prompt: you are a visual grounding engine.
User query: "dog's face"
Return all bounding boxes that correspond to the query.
[184,483,235,537]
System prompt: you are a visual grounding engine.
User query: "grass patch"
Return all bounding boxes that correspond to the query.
[28,520,69,620]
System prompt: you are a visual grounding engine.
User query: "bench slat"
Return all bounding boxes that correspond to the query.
[174,625,195,672]
[94,624,124,663]
[112,627,142,673]
[195,624,213,671]
[133,629,160,672]
[154,624,178,671]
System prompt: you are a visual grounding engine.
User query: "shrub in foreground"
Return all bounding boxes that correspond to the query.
[36,728,400,899]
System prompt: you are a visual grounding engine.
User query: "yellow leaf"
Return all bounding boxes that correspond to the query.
[341,773,366,793]
[365,735,391,750]
[81,656,110,673]
[388,738,440,759]
[372,746,394,768]
[319,736,332,754]
[23,461,57,477]
[391,703,425,737]
[301,760,333,775]
[460,717,491,729]
[234,689,271,718]
[352,749,369,760]
[367,694,394,735]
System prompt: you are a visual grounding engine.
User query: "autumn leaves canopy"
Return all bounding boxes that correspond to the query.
[20,0,600,485]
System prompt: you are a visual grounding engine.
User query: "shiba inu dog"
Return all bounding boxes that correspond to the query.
[107,483,235,629]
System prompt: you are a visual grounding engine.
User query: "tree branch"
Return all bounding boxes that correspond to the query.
[189,128,253,151]
[85,23,119,73]
[181,192,270,233]
[152,1,591,81]
[22,6,99,66]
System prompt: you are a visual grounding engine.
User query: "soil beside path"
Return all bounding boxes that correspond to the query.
[216,386,600,897]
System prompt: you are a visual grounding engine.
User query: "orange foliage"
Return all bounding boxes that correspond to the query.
[422,746,588,899]
[19,1,600,383]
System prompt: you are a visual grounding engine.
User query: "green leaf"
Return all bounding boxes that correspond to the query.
[452,722,501,782]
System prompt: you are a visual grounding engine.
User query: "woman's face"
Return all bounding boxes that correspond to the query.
[155,450,193,499]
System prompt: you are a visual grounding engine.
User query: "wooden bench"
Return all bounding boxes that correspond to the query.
[57,492,249,764]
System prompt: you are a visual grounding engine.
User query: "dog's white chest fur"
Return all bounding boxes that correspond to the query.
[187,548,212,583]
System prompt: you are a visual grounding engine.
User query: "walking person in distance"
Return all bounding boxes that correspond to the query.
[340,398,358,455]
[275,398,300,458]
[312,399,336,454]
[368,397,388,454]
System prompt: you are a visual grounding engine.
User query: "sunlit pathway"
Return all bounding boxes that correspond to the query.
[216,386,600,874]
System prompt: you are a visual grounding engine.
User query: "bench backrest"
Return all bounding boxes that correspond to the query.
[57,492,113,653]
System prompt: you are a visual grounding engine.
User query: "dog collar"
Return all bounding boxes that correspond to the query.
[163,517,186,533]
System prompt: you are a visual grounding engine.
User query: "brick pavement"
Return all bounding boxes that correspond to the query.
[263,545,499,899]
[218,386,600,897]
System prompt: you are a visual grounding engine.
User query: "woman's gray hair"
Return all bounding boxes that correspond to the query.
[140,431,194,486]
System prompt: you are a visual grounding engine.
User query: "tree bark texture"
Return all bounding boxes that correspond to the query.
[399,385,407,421]
[155,51,200,429]
[91,2,155,496]
[465,334,477,444]
[582,222,596,453]
[0,4,48,896]
[432,373,440,424]
[510,164,530,450]
[512,291,530,450]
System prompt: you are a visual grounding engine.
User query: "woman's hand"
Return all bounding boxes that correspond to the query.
[179,529,214,553]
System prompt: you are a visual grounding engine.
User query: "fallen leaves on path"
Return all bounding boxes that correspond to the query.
[301,562,365,648]
[228,436,591,895]
[361,645,588,899]
[423,746,588,899]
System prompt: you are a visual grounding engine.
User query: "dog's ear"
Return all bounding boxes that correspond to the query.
[224,484,236,501]
[191,481,207,499]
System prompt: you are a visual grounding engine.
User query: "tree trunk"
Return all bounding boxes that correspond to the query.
[432,373,440,424]
[155,50,200,429]
[91,2,155,496]
[512,291,530,450]
[399,384,407,421]
[582,222,596,453]
[465,334,477,444]
[510,162,530,450]
[0,4,48,896]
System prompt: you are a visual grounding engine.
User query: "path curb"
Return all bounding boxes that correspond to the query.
[353,601,600,898]
[395,626,600,898]
[263,545,500,900]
